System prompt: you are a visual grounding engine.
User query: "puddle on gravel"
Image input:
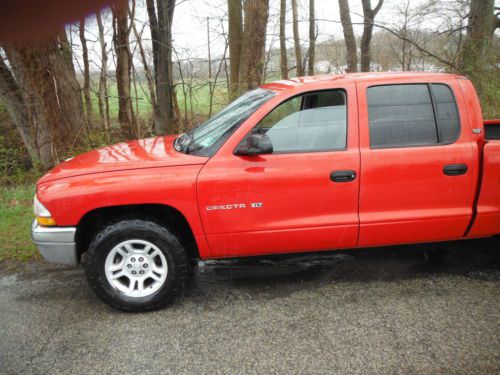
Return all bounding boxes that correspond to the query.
[198,252,353,281]
[192,238,500,288]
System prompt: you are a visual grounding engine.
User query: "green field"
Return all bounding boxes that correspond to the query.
[0,186,38,261]
[91,80,230,121]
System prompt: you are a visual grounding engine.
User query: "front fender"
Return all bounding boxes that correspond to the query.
[36,165,206,237]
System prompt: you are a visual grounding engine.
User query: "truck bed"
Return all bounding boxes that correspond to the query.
[484,119,500,140]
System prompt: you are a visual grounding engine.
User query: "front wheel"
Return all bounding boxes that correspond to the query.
[84,219,190,312]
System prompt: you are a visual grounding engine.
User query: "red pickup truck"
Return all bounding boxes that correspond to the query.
[32,72,500,311]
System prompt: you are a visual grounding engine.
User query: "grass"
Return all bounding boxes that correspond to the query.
[0,186,39,262]
[92,80,230,120]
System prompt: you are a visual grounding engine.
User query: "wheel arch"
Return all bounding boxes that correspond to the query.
[75,204,199,263]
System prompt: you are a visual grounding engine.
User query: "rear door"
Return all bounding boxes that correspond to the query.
[197,82,360,258]
[357,77,475,246]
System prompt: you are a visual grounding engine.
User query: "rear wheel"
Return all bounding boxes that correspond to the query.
[84,218,190,312]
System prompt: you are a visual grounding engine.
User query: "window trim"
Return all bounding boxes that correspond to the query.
[235,88,349,155]
[429,83,461,145]
[366,83,461,150]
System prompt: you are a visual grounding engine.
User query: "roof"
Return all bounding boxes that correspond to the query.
[260,72,465,92]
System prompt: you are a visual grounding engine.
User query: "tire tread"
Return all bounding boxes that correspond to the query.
[83,217,190,312]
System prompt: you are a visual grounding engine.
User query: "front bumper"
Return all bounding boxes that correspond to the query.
[31,220,78,265]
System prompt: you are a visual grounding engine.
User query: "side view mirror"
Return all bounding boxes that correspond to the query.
[234,133,273,156]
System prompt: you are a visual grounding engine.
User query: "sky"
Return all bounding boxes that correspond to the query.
[169,0,418,57]
[74,0,499,72]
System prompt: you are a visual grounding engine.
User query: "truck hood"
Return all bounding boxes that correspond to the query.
[38,135,208,184]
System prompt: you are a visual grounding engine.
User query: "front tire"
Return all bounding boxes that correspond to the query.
[84,219,190,312]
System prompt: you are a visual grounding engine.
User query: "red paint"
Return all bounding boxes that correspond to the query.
[36,73,500,260]
[356,75,476,246]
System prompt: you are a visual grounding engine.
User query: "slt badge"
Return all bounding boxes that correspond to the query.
[206,202,263,211]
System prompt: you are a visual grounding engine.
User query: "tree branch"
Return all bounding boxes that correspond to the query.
[315,17,456,69]
[374,23,456,69]
[373,0,384,16]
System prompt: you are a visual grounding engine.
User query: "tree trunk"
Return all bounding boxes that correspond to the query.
[308,0,315,75]
[338,0,357,72]
[158,0,178,134]
[96,12,110,134]
[208,39,228,119]
[112,4,135,137]
[360,0,384,72]
[147,0,178,134]
[238,0,269,91]
[207,17,214,117]
[279,0,288,79]
[228,0,243,98]
[2,32,84,168]
[145,0,162,132]
[129,6,158,128]
[146,0,160,85]
[79,19,93,129]
[459,0,495,74]
[174,52,189,130]
[291,0,303,76]
[0,54,37,161]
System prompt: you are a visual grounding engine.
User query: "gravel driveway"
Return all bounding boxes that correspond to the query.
[1,238,499,374]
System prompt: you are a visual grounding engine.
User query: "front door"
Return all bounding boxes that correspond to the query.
[197,83,360,258]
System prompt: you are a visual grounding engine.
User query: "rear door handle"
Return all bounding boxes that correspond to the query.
[443,163,468,176]
[331,170,356,182]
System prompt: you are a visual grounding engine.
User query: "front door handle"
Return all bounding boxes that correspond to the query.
[330,170,356,182]
[443,163,468,176]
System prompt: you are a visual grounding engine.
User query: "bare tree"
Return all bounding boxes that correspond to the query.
[174,50,189,130]
[308,0,316,75]
[338,0,357,72]
[209,40,229,118]
[1,32,84,168]
[79,19,93,129]
[146,0,178,134]
[129,4,158,133]
[228,0,243,97]
[279,0,288,79]
[397,2,411,71]
[263,19,278,82]
[238,0,270,90]
[96,12,110,134]
[0,53,36,161]
[112,4,135,137]
[207,17,213,116]
[360,0,384,72]
[291,0,304,76]
[460,0,496,74]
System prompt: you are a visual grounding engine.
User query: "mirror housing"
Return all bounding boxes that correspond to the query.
[234,133,273,156]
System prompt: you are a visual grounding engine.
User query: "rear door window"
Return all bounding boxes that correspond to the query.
[367,83,460,148]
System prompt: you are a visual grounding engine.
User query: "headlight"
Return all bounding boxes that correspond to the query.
[34,195,56,226]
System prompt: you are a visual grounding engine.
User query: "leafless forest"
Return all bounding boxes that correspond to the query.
[0,0,498,175]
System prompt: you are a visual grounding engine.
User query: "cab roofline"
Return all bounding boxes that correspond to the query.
[259,72,466,92]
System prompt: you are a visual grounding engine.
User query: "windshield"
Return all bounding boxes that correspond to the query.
[174,88,275,156]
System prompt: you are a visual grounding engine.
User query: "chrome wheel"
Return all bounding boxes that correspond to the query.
[104,239,168,298]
